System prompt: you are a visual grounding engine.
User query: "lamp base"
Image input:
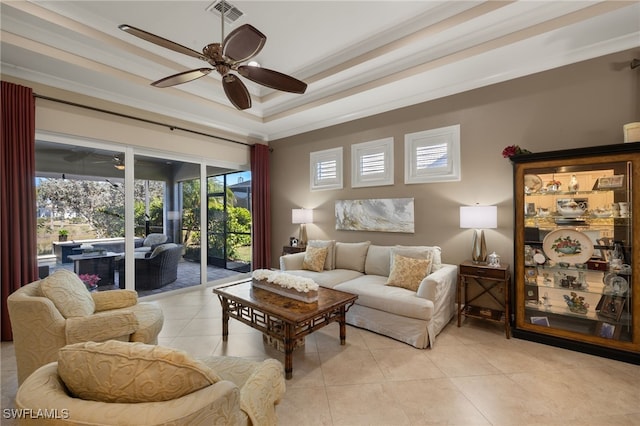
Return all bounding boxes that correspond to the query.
[298,224,308,247]
[471,229,487,263]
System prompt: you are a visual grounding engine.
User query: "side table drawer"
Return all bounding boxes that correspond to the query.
[459,264,506,279]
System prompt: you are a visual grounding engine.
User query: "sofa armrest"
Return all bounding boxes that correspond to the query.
[279,252,305,270]
[240,358,286,426]
[416,264,458,301]
[65,310,138,344]
[91,290,138,312]
[16,362,245,426]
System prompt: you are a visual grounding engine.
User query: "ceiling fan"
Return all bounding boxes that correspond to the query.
[118,2,307,110]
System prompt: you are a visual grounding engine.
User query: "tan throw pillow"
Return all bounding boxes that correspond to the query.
[335,241,371,272]
[302,246,328,272]
[40,269,95,318]
[385,253,432,292]
[390,246,434,276]
[58,341,221,403]
[307,240,336,270]
[395,245,442,271]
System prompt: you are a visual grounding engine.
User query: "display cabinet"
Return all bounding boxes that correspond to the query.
[511,143,639,363]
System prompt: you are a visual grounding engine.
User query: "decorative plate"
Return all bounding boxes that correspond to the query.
[524,174,543,193]
[542,228,594,265]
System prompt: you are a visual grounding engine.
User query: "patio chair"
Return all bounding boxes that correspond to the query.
[121,243,183,290]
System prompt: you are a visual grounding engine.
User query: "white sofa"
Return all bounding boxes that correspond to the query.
[279,241,458,348]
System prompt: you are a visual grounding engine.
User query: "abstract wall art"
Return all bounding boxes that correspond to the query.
[335,198,414,233]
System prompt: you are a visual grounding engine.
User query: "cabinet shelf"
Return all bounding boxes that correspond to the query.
[512,144,639,364]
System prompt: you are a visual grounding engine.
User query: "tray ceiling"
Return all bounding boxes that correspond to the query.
[1,1,639,142]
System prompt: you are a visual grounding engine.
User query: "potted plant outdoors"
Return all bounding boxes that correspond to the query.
[58,229,69,242]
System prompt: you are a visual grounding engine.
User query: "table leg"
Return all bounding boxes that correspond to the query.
[339,306,347,345]
[457,275,463,327]
[221,299,229,342]
[284,323,293,379]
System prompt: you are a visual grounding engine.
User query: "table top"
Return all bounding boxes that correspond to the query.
[213,280,358,323]
[68,252,122,260]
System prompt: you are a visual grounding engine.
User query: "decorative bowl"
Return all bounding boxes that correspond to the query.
[592,209,612,218]
[557,200,585,217]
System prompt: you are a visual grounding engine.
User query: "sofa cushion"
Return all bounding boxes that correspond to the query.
[395,245,442,271]
[302,246,328,272]
[58,341,221,403]
[335,241,370,272]
[307,240,336,270]
[386,254,432,291]
[40,269,95,318]
[335,275,434,320]
[284,269,363,289]
[364,245,392,277]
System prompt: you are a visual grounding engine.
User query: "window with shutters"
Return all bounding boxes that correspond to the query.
[404,125,461,184]
[352,137,394,188]
[310,147,343,191]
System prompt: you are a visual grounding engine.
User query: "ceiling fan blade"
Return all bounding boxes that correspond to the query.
[119,24,204,60]
[237,66,307,94]
[152,68,213,88]
[223,74,251,110]
[222,24,266,63]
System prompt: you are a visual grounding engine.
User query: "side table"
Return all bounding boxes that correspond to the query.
[282,246,306,256]
[457,260,511,338]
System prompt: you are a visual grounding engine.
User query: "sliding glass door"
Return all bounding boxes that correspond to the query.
[35,136,250,295]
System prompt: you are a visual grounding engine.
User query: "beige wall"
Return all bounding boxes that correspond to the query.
[269,49,640,269]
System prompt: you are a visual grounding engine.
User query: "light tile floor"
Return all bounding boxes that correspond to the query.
[3,285,640,425]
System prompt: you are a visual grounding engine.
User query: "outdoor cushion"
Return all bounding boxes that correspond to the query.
[58,341,221,403]
[39,269,95,318]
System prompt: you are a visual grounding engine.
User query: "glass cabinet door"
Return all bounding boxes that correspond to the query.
[512,146,639,362]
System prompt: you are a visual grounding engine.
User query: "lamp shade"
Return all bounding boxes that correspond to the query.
[459,205,497,229]
[292,208,313,224]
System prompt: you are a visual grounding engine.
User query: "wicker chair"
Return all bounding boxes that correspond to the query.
[120,243,183,290]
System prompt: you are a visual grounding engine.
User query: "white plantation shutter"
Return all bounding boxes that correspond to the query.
[405,125,461,183]
[310,147,343,191]
[352,137,394,188]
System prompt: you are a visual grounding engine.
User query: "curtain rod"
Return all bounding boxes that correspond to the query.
[33,93,252,148]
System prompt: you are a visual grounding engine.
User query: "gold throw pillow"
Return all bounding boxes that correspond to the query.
[302,246,328,272]
[385,253,432,292]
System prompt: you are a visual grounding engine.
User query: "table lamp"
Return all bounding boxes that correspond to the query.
[460,205,497,263]
[292,208,313,247]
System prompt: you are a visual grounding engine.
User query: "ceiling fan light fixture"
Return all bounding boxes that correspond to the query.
[114,162,125,170]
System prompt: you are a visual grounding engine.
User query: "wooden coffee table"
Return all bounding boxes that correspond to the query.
[213,280,358,379]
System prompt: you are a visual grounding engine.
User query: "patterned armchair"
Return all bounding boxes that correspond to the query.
[120,243,183,290]
[16,341,286,425]
[7,269,164,385]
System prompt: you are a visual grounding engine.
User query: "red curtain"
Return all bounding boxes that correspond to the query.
[1,81,37,341]
[250,143,271,269]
